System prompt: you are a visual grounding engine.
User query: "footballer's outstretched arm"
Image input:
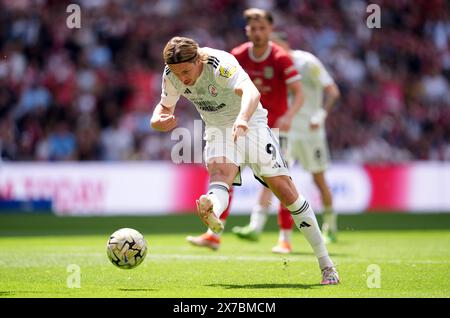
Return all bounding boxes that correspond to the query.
[150,103,178,132]
[232,78,261,141]
[234,78,261,122]
[309,84,340,129]
[286,80,304,118]
[274,80,304,131]
[323,83,340,112]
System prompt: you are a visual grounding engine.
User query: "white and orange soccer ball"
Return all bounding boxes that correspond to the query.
[106,228,148,269]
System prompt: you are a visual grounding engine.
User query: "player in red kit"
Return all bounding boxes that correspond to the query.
[186,8,304,253]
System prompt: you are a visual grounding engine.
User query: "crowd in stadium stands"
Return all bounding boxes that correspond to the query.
[0,0,449,163]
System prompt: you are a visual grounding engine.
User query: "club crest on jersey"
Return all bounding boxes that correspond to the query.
[208,84,218,97]
[264,66,274,79]
[219,65,236,78]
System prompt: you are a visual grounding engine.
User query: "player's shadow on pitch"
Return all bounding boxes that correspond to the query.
[0,290,45,296]
[207,283,323,290]
[0,291,13,296]
[287,251,348,257]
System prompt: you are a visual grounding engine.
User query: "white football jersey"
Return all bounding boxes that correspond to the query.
[160,47,268,128]
[289,50,335,136]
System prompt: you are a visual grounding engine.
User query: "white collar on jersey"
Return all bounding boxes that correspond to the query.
[248,41,273,62]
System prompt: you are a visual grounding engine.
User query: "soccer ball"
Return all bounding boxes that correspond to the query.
[106,228,148,269]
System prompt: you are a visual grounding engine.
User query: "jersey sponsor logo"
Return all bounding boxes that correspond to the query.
[253,77,271,93]
[208,84,218,97]
[219,65,236,78]
[253,77,263,91]
[254,78,263,85]
[193,100,226,112]
[264,66,274,79]
[248,70,263,76]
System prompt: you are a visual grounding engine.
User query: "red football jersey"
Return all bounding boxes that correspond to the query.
[231,41,301,127]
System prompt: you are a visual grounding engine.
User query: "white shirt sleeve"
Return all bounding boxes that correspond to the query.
[159,74,180,108]
[215,54,251,90]
[311,57,335,87]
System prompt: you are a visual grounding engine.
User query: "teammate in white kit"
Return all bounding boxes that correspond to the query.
[151,36,339,284]
[230,33,341,252]
[273,33,341,246]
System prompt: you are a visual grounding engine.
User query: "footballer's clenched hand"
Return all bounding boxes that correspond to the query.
[151,113,178,132]
[232,118,249,142]
[274,114,293,132]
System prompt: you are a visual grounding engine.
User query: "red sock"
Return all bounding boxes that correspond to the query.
[220,186,233,221]
[278,204,294,230]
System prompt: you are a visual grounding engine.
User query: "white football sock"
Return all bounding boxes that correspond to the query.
[206,182,230,219]
[249,204,269,233]
[278,229,292,243]
[321,206,331,232]
[288,195,334,269]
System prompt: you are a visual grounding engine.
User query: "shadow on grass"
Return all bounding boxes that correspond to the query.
[288,252,349,257]
[0,290,46,296]
[118,288,157,292]
[207,283,324,290]
[0,213,449,237]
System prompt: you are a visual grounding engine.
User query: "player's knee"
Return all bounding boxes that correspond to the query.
[279,187,298,206]
[209,168,227,180]
[266,176,298,205]
[208,165,234,184]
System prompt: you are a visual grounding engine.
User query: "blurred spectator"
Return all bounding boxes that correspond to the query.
[100,110,134,161]
[421,64,449,103]
[46,120,77,161]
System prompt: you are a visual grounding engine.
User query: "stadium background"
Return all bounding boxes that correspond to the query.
[0,0,449,214]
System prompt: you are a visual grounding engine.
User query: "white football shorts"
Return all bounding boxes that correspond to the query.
[288,130,330,173]
[203,124,290,186]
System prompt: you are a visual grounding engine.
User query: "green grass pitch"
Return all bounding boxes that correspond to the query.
[0,213,449,298]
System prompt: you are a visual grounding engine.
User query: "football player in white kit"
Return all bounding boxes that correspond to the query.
[230,33,341,252]
[151,36,339,284]
[273,33,341,246]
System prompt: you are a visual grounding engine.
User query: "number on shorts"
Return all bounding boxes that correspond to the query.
[314,148,322,162]
[266,143,277,160]
[266,143,288,168]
